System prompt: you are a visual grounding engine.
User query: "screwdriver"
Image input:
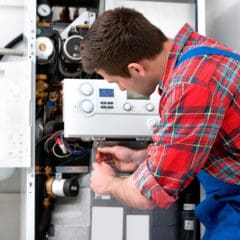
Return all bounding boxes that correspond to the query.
[96,151,102,164]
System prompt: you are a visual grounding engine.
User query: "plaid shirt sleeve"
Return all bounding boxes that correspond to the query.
[133,78,226,208]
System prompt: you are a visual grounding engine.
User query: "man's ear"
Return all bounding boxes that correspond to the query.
[128,63,145,77]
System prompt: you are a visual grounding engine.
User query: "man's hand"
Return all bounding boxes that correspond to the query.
[90,162,156,209]
[96,146,147,172]
[91,162,116,195]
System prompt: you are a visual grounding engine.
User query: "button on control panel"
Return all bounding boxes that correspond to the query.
[146,103,154,112]
[123,103,132,111]
[100,101,114,109]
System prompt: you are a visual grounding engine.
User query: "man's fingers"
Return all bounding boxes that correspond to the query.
[97,146,116,155]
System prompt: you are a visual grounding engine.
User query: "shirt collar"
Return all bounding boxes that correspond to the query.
[159,23,195,90]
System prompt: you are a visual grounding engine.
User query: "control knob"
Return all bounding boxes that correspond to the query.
[146,103,155,112]
[80,83,94,96]
[123,103,132,111]
[81,100,94,114]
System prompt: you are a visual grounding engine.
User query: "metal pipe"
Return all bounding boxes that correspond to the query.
[0,48,24,57]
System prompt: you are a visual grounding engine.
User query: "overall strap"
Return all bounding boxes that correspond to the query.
[175,46,240,67]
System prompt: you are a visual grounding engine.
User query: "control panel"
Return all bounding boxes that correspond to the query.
[63,79,160,139]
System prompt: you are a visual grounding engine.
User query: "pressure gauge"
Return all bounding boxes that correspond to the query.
[37,3,51,18]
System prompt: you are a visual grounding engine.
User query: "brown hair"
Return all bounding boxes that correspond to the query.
[80,7,167,77]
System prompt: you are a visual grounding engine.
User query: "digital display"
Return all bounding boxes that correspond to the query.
[127,90,149,100]
[99,88,114,97]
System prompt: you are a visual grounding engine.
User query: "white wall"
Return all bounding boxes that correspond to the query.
[0,4,24,185]
[206,0,240,52]
[0,4,24,240]
[0,6,24,47]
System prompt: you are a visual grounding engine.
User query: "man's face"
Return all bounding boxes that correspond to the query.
[97,69,155,97]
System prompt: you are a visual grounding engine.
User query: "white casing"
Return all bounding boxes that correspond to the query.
[63,79,160,139]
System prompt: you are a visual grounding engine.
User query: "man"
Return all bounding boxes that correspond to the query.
[80,7,240,240]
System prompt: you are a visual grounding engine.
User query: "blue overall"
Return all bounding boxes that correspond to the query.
[177,47,240,240]
[196,171,240,240]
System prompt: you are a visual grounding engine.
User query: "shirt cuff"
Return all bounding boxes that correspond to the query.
[133,160,176,208]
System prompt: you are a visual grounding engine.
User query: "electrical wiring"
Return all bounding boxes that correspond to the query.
[44,130,64,153]
[62,138,89,156]
[61,148,90,166]
[51,138,91,160]
[52,142,72,158]
[43,130,91,163]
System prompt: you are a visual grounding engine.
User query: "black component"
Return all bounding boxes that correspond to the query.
[63,178,79,197]
[181,195,197,240]
[49,0,99,8]
[37,25,54,37]
[58,57,82,77]
[58,27,86,77]
[43,120,63,136]
[35,177,46,240]
[38,201,53,240]
[62,35,82,62]
[35,139,48,240]
[179,178,200,240]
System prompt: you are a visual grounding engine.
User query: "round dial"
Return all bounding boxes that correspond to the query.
[81,100,94,114]
[37,3,51,18]
[146,103,154,112]
[123,103,132,111]
[80,83,94,96]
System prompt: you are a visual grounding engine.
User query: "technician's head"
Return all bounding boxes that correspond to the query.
[80,7,167,95]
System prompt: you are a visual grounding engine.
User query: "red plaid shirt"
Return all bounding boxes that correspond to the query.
[133,23,240,208]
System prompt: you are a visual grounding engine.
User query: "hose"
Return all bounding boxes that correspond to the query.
[0,33,23,60]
